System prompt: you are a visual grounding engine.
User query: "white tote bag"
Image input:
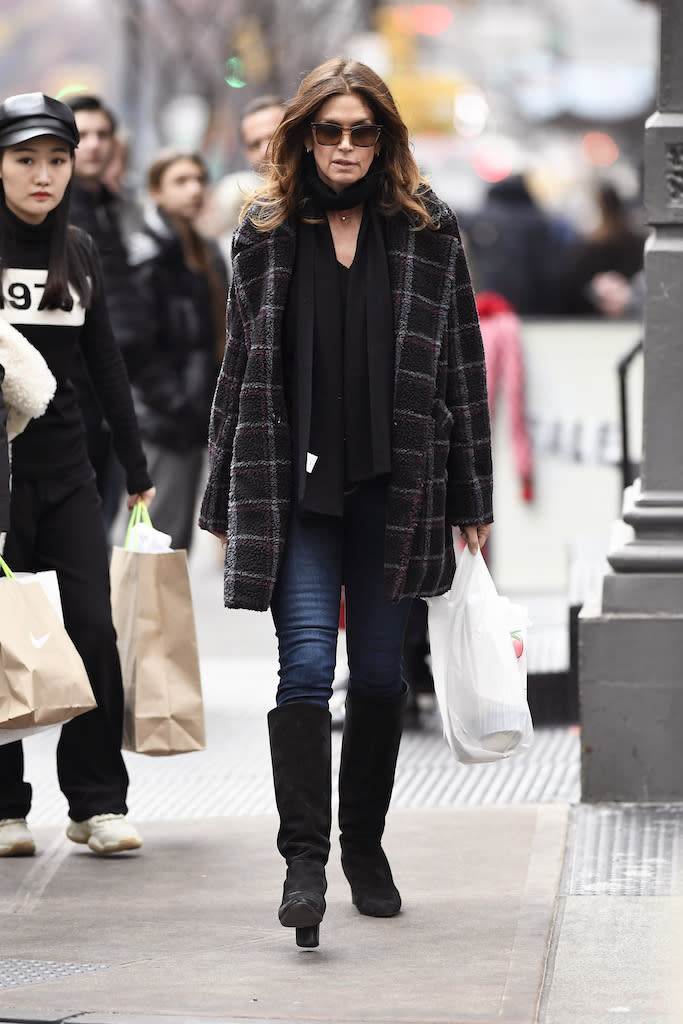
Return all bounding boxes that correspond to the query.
[426,547,533,764]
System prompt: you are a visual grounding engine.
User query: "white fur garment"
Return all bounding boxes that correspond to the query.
[0,317,57,440]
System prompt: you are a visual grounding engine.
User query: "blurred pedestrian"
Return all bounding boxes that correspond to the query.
[464,173,566,316]
[200,57,493,948]
[197,95,286,266]
[101,132,128,193]
[563,181,645,317]
[127,148,226,552]
[241,95,288,174]
[66,94,146,538]
[100,130,145,240]
[0,92,154,857]
[477,291,534,502]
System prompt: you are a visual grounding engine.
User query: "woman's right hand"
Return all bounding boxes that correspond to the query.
[211,531,227,550]
[127,487,156,511]
[457,524,491,554]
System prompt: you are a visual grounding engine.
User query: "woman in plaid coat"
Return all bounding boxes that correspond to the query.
[200,58,493,949]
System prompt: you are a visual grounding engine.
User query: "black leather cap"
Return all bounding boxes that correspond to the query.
[0,93,80,148]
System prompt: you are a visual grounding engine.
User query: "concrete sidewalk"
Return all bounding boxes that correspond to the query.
[0,544,680,1023]
[0,804,567,1023]
[1,801,681,1024]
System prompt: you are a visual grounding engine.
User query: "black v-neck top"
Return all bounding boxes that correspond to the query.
[337,260,349,309]
[0,209,151,493]
[284,208,394,516]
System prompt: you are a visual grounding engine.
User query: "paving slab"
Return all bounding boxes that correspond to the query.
[0,805,568,1023]
[539,895,683,1024]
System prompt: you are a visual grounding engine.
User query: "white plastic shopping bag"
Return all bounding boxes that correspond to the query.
[15,569,64,622]
[426,547,533,763]
[126,517,173,554]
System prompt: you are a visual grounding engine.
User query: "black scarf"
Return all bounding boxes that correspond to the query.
[303,151,384,212]
[285,159,394,516]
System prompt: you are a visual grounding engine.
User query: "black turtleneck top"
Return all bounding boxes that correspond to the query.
[0,208,151,493]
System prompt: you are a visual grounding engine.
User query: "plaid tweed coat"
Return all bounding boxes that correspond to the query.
[199,192,493,611]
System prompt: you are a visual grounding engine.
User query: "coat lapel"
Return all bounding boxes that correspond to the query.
[234,218,297,356]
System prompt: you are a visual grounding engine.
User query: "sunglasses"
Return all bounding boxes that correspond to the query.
[310,122,382,148]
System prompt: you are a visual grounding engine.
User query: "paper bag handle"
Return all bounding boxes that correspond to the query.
[0,554,14,579]
[124,501,154,551]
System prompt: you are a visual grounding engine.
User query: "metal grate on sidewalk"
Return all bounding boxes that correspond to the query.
[21,657,580,825]
[394,721,579,807]
[0,957,108,991]
[562,803,683,897]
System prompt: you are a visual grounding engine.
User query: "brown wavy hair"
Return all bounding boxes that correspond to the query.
[245,58,437,232]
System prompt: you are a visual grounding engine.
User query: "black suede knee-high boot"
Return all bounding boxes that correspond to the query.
[338,687,406,917]
[268,702,331,947]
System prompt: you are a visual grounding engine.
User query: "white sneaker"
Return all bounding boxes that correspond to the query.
[66,813,142,854]
[0,817,35,856]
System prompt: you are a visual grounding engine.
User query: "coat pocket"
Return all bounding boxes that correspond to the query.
[431,400,453,483]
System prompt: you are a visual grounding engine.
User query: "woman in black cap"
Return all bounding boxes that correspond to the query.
[0,93,155,857]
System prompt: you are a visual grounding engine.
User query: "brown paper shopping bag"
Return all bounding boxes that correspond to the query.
[0,557,96,744]
[110,505,205,756]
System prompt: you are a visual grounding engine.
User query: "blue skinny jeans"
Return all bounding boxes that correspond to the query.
[270,479,412,708]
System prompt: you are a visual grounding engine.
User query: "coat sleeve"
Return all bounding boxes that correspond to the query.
[198,268,249,535]
[0,370,9,534]
[78,247,152,495]
[444,229,494,527]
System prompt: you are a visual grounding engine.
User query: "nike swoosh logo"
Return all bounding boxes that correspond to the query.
[30,632,51,649]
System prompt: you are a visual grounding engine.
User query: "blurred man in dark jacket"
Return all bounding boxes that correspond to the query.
[66,95,146,535]
[196,95,285,268]
[464,174,569,317]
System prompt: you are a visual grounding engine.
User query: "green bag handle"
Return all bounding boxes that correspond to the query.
[0,554,14,579]
[124,501,153,551]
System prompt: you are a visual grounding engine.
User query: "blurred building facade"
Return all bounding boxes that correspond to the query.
[0,0,658,222]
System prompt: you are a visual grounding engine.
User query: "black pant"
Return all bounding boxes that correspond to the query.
[0,473,129,821]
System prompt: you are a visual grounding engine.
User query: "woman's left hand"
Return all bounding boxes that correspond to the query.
[127,487,156,511]
[457,523,492,554]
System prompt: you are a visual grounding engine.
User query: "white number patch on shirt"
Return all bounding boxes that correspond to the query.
[0,268,85,327]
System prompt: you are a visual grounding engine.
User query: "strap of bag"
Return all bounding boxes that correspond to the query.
[0,554,14,579]
[124,501,154,551]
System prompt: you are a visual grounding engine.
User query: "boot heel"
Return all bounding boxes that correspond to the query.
[296,924,319,948]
